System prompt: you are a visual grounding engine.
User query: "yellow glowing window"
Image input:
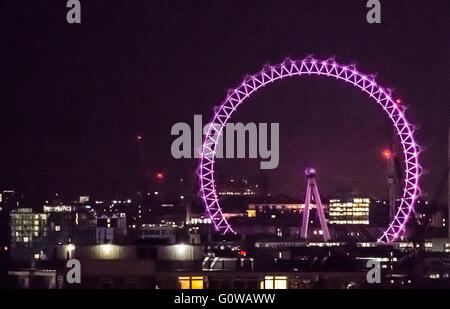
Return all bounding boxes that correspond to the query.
[274,276,287,289]
[263,276,287,289]
[264,277,274,289]
[178,276,204,289]
[191,277,204,289]
[179,277,190,289]
[247,210,256,217]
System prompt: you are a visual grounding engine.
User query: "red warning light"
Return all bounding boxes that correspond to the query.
[137,136,142,140]
[239,250,247,256]
[383,150,391,159]
[156,172,163,179]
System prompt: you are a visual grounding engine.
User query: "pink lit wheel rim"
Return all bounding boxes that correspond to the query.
[199,57,421,243]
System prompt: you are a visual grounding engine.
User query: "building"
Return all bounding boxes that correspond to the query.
[10,208,48,261]
[96,213,127,244]
[247,203,319,217]
[0,190,19,214]
[216,179,260,197]
[329,198,370,225]
[8,244,156,289]
[139,224,177,244]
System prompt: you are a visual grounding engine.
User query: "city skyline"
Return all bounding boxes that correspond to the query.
[1,1,448,203]
[1,0,449,292]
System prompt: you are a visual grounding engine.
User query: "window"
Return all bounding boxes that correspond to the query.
[261,276,287,289]
[191,277,203,289]
[179,277,190,289]
[55,225,60,231]
[246,210,256,217]
[178,276,204,289]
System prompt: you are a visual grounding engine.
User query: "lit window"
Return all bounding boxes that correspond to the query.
[55,225,60,231]
[179,277,190,289]
[178,276,204,289]
[262,276,287,289]
[246,210,256,218]
[191,277,203,289]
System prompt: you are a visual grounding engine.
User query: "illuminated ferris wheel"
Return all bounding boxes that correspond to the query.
[199,56,422,244]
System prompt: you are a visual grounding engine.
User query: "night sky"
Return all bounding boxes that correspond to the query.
[1,1,448,204]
